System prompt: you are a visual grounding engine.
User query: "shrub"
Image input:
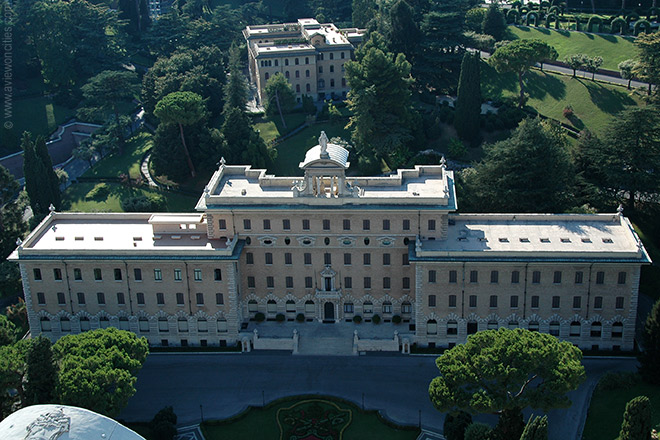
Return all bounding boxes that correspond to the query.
[596,371,639,391]
[328,103,342,123]
[301,94,316,115]
[444,410,473,440]
[254,312,265,322]
[85,183,110,201]
[448,138,468,158]
[620,396,651,440]
[464,422,492,440]
[353,315,362,324]
[563,105,574,119]
[465,8,487,32]
[275,313,285,322]
[372,314,381,324]
[150,406,177,440]
[120,193,167,212]
[296,313,305,322]
[392,315,402,324]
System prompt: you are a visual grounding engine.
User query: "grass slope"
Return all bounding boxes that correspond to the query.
[508,26,637,71]
[62,183,197,212]
[481,61,643,136]
[83,132,153,180]
[583,380,660,440]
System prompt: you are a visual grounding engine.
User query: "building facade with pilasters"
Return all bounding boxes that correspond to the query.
[10,133,650,351]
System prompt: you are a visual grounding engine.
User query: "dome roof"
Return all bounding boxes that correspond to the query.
[299,132,349,169]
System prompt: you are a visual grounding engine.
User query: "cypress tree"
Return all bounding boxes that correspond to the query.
[520,415,548,440]
[619,396,651,440]
[33,135,61,211]
[25,337,57,405]
[454,52,482,146]
[22,132,61,217]
[483,3,506,41]
[639,298,660,384]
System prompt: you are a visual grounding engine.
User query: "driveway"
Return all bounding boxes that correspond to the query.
[120,353,637,439]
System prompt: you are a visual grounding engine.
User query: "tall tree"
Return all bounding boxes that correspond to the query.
[482,3,506,41]
[461,118,574,213]
[154,91,207,178]
[564,54,588,78]
[640,298,660,384]
[54,328,149,417]
[263,73,296,129]
[633,32,660,96]
[33,135,61,211]
[389,0,420,64]
[0,315,18,347]
[24,336,57,405]
[489,39,558,107]
[454,52,482,146]
[223,44,249,115]
[619,396,651,440]
[429,329,585,440]
[22,132,60,217]
[584,56,603,81]
[352,0,377,27]
[0,164,26,260]
[618,59,637,89]
[220,107,273,169]
[79,70,141,153]
[0,340,29,417]
[520,415,548,440]
[118,0,151,37]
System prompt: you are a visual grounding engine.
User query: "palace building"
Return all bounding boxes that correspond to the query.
[9,133,650,352]
[244,19,365,104]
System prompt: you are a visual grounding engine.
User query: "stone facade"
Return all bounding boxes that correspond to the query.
[9,134,651,351]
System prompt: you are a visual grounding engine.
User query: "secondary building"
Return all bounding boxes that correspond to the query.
[9,133,650,351]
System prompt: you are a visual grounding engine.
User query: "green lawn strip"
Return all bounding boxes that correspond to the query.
[62,182,198,213]
[508,26,637,71]
[583,380,660,440]
[254,112,309,144]
[83,132,153,180]
[201,395,419,440]
[481,62,643,136]
[270,121,351,176]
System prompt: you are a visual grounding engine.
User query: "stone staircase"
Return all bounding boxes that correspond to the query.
[297,335,354,356]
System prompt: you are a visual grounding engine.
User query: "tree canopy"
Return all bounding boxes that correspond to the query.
[263,73,297,128]
[22,132,61,218]
[633,32,660,96]
[454,52,482,146]
[640,298,660,384]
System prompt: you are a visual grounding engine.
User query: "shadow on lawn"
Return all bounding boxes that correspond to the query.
[578,79,636,114]
[526,71,566,101]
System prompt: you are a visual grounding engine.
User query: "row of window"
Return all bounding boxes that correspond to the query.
[427,293,625,310]
[426,319,623,339]
[258,52,346,67]
[224,218,418,232]
[245,299,413,315]
[40,316,229,333]
[34,268,223,283]
[39,291,225,307]
[429,269,627,285]
[247,251,409,266]
[246,275,411,290]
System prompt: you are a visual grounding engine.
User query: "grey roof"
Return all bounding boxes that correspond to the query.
[299,143,349,169]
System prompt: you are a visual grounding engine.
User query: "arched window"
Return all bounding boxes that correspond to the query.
[285,71,290,79]
[217,318,228,333]
[305,300,315,314]
[612,322,623,338]
[570,321,581,337]
[427,319,437,335]
[139,317,149,332]
[296,84,300,93]
[363,302,373,314]
[80,316,90,331]
[40,317,51,332]
[382,302,392,314]
[158,317,169,332]
[318,79,325,89]
[286,300,296,313]
[528,321,539,332]
[267,299,277,314]
[99,316,110,328]
[467,321,478,334]
[447,320,458,335]
[549,321,560,336]
[198,318,208,332]
[590,322,602,338]
[265,72,270,81]
[60,317,71,332]
[306,83,311,92]
[508,321,518,329]
[248,300,258,312]
[330,79,335,87]
[306,69,310,77]
[178,317,189,332]
[401,301,412,314]
[487,320,498,330]
[119,317,129,330]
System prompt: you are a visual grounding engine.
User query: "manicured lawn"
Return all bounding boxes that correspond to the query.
[583,379,660,440]
[508,26,638,71]
[201,396,419,440]
[270,120,351,176]
[253,112,309,144]
[62,182,198,212]
[481,61,643,136]
[84,132,153,180]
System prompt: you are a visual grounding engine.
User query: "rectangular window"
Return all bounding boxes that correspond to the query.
[469,270,478,283]
[403,277,410,289]
[114,268,122,281]
[37,292,45,305]
[33,268,42,281]
[403,219,410,230]
[383,253,391,266]
[305,277,313,288]
[573,296,582,309]
[154,269,162,281]
[285,252,292,265]
[363,219,370,230]
[286,276,294,288]
[247,276,256,288]
[57,292,66,305]
[243,219,251,230]
[402,254,409,266]
[383,277,391,289]
[214,269,222,281]
[157,292,165,305]
[575,271,584,284]
[383,219,390,230]
[531,295,539,308]
[302,219,310,230]
[428,295,436,307]
[283,219,291,230]
[265,252,273,265]
[491,270,499,284]
[263,219,271,230]
[618,272,627,285]
[490,295,498,308]
[448,295,457,308]
[449,270,457,283]
[324,253,331,265]
[216,293,224,305]
[344,303,354,313]
[616,296,624,309]
[510,295,519,308]
[552,296,560,308]
[344,253,351,265]
[97,292,105,305]
[77,292,86,305]
[304,253,312,265]
[93,268,102,281]
[73,268,82,280]
[246,252,254,264]
[363,253,371,265]
[136,292,145,305]
[594,296,603,309]
[133,268,142,281]
[344,276,352,288]
[553,271,562,284]
[218,219,227,229]
[530,271,540,284]
[53,268,63,281]
[509,270,519,284]
[428,219,436,231]
[428,270,437,283]
[176,292,184,305]
[174,269,182,281]
[196,293,204,305]
[323,219,330,230]
[343,219,351,230]
[596,271,605,284]
[364,277,371,289]
[194,269,202,281]
[469,295,477,307]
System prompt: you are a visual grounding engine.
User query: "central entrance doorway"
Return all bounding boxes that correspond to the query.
[323,302,335,323]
